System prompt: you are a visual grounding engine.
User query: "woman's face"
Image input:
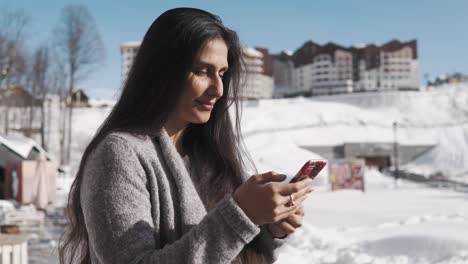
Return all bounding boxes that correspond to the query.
[171,38,229,128]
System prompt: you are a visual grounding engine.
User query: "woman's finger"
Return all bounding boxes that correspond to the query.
[294,206,305,216]
[277,220,296,234]
[286,213,303,228]
[253,171,287,184]
[270,191,311,218]
[288,186,313,202]
[273,195,307,221]
[278,178,312,195]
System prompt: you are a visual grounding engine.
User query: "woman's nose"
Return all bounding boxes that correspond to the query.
[209,75,224,98]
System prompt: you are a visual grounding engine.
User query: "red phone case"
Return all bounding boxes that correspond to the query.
[290,160,327,183]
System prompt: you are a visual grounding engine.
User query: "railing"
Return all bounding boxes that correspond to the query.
[0,234,29,264]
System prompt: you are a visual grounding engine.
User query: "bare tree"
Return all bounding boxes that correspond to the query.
[29,46,51,147]
[0,7,30,135]
[54,4,104,165]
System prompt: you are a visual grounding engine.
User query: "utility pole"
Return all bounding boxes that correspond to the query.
[393,121,399,187]
[1,57,10,135]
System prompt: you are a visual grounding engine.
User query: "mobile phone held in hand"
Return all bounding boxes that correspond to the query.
[289,160,327,183]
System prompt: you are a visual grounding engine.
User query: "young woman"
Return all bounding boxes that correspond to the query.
[59,7,313,264]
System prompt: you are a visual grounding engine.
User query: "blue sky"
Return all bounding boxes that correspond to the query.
[1,0,467,99]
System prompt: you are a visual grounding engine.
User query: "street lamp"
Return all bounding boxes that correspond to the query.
[393,121,399,187]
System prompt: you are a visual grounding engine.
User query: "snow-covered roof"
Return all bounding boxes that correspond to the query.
[88,98,117,107]
[121,41,141,49]
[0,134,49,159]
[243,47,263,58]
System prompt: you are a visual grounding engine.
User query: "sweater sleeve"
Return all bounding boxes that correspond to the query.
[80,135,261,264]
[258,225,290,262]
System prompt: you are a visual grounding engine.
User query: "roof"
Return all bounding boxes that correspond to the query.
[120,41,141,50]
[243,47,263,58]
[0,234,30,246]
[272,51,293,62]
[292,39,418,68]
[0,134,49,159]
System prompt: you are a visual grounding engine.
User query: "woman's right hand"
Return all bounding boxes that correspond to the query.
[232,171,313,225]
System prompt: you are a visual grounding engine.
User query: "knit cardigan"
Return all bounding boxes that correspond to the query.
[80,129,286,263]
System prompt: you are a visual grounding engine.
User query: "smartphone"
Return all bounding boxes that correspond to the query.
[289,160,327,183]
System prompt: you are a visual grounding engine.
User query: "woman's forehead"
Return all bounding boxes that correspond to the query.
[195,38,229,69]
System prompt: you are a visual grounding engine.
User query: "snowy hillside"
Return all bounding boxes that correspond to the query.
[241,83,468,183]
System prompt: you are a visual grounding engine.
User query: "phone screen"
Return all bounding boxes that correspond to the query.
[289,160,327,183]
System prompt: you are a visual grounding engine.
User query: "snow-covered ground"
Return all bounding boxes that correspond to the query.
[240,84,468,263]
[275,168,468,264]
[4,84,468,263]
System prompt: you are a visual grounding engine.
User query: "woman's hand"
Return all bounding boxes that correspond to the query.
[267,205,305,238]
[232,172,312,225]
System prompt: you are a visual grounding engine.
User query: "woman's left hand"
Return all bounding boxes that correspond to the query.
[267,206,305,238]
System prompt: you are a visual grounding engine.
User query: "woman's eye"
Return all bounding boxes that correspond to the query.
[194,69,208,76]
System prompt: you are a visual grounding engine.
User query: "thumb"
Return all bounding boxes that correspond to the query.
[254,172,287,184]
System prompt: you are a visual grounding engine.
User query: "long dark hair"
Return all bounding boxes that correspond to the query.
[59,7,268,264]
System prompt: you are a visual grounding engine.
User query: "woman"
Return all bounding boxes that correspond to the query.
[59,7,313,264]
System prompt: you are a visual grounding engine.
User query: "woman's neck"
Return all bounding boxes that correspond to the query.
[164,120,188,157]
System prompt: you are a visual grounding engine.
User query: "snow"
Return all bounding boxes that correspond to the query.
[4,83,468,263]
[237,85,468,263]
[244,133,329,186]
[275,178,468,263]
[241,84,468,180]
[88,98,117,107]
[120,41,141,48]
[0,133,49,159]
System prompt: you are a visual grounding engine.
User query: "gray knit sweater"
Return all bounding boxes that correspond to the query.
[80,129,286,263]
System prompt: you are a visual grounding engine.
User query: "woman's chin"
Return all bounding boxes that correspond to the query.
[190,113,212,124]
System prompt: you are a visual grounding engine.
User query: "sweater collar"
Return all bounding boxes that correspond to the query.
[155,128,207,231]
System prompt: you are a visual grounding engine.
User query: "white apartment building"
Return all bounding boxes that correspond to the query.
[240,47,273,99]
[120,41,141,83]
[355,41,419,91]
[289,42,354,95]
[274,39,419,96]
[378,46,419,90]
[309,49,354,95]
[272,52,294,97]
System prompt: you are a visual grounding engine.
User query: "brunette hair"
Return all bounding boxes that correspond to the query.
[59,7,269,264]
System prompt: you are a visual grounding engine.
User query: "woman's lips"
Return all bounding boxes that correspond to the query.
[195,100,215,110]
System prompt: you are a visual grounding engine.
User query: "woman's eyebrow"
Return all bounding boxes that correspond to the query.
[193,60,229,71]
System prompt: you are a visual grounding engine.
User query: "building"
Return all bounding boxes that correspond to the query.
[272,39,419,97]
[271,51,294,97]
[0,133,57,211]
[0,86,42,107]
[293,41,355,96]
[301,142,434,172]
[428,72,468,87]
[66,89,90,108]
[240,47,274,99]
[120,41,141,83]
[355,40,419,92]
